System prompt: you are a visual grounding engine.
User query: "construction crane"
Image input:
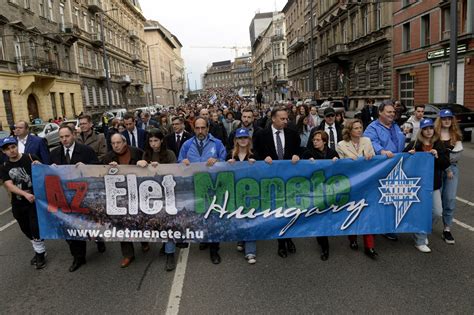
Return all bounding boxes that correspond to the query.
[190,46,251,58]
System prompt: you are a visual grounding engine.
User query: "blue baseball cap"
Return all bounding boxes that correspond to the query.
[420,118,434,129]
[235,128,250,138]
[439,109,454,118]
[0,137,18,148]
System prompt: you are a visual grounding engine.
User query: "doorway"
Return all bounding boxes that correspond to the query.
[27,94,39,119]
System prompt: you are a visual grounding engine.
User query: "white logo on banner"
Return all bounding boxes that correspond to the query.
[378,158,421,228]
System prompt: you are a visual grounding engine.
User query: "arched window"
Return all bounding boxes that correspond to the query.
[92,86,98,107]
[378,57,384,86]
[99,87,104,106]
[84,86,90,107]
[365,60,370,87]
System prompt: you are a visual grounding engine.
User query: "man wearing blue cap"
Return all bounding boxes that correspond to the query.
[0,137,47,269]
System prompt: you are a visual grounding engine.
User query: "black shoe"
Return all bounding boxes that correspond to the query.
[349,241,359,250]
[97,242,106,253]
[199,243,209,250]
[320,250,329,261]
[159,243,166,255]
[35,253,46,270]
[176,242,189,248]
[383,233,398,241]
[277,247,288,258]
[166,253,176,271]
[286,239,296,254]
[442,231,455,244]
[31,254,37,266]
[364,248,378,259]
[210,252,221,264]
[69,258,86,272]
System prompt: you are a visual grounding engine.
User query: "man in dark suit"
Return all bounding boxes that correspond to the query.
[50,125,101,272]
[307,107,343,151]
[165,116,192,157]
[122,112,147,150]
[360,98,378,130]
[253,106,301,258]
[138,112,159,131]
[13,120,50,164]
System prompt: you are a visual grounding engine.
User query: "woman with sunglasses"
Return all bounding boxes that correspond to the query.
[404,119,450,253]
[227,128,258,264]
[434,109,463,244]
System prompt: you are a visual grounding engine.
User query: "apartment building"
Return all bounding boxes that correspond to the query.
[203,60,233,90]
[144,20,185,107]
[393,0,474,109]
[232,55,253,97]
[73,0,148,114]
[0,0,83,126]
[252,11,288,103]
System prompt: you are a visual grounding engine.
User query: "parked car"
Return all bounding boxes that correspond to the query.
[318,100,345,117]
[410,103,474,140]
[107,108,127,119]
[29,123,60,147]
[0,130,11,139]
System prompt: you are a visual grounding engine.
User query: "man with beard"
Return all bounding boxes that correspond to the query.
[227,108,262,150]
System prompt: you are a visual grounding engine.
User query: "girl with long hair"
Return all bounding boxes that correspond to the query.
[404,119,450,253]
[226,128,257,264]
[434,109,463,244]
[136,129,177,271]
[296,114,311,148]
[336,119,378,259]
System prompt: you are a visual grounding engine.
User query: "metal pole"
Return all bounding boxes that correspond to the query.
[187,72,192,92]
[309,0,315,99]
[169,60,176,106]
[448,0,458,103]
[147,45,155,105]
[99,12,114,110]
[271,39,276,102]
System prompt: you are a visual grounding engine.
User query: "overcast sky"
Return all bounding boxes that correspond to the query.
[140,0,287,90]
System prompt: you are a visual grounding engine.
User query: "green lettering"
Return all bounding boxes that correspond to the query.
[235,178,260,213]
[194,172,235,213]
[325,175,351,206]
[286,177,311,209]
[261,178,285,210]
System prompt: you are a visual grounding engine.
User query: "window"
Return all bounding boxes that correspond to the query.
[376,2,382,30]
[400,73,414,107]
[363,7,369,36]
[442,8,450,40]
[402,0,410,7]
[365,61,370,87]
[39,0,45,17]
[51,92,57,119]
[351,14,357,41]
[354,64,359,89]
[0,37,5,60]
[24,0,30,9]
[84,86,90,107]
[59,93,65,117]
[378,57,384,85]
[48,0,53,21]
[341,20,347,43]
[73,7,79,26]
[3,90,14,125]
[78,46,84,66]
[421,14,430,46]
[98,87,104,106]
[70,93,76,116]
[402,23,411,51]
[92,86,98,107]
[83,12,88,32]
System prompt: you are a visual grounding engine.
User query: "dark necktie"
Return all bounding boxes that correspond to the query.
[176,134,181,150]
[328,126,335,150]
[198,140,204,155]
[276,130,284,160]
[131,132,136,147]
[65,148,71,164]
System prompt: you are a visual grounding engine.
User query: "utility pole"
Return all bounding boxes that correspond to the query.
[448,0,458,103]
[146,45,156,105]
[168,60,176,106]
[99,11,114,110]
[309,0,315,99]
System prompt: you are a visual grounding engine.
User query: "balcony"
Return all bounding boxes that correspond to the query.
[120,75,131,85]
[288,37,304,51]
[131,54,140,64]
[16,56,60,76]
[132,79,144,87]
[59,23,80,45]
[91,34,103,47]
[87,0,103,13]
[328,43,349,62]
[129,30,139,40]
[97,69,108,80]
[272,34,285,42]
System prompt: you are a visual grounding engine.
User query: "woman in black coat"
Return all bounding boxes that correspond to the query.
[301,130,339,261]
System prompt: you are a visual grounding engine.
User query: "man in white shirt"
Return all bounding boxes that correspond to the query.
[406,104,425,140]
[13,120,50,164]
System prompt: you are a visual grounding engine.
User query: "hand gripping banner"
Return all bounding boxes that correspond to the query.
[32,153,433,242]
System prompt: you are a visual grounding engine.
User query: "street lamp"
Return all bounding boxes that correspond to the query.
[146,43,159,105]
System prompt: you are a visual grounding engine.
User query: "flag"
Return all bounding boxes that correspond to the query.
[209,94,217,104]
[238,87,244,97]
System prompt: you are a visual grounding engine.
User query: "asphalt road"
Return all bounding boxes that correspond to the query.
[1,144,473,314]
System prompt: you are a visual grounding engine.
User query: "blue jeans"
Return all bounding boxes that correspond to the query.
[245,241,256,257]
[414,189,443,246]
[165,241,176,254]
[442,165,459,228]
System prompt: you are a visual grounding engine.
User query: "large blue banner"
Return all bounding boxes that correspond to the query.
[32,153,433,242]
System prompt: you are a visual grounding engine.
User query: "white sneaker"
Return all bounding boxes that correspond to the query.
[246,255,256,264]
[415,244,432,253]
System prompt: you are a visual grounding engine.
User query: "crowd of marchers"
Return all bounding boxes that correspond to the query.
[0,88,463,273]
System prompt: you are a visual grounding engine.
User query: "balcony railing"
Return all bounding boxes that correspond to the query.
[129,30,139,40]
[16,56,60,75]
[88,0,103,13]
[120,75,131,84]
[131,54,140,64]
[91,34,102,46]
[288,37,304,50]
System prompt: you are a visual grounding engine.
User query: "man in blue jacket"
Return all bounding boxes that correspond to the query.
[13,120,50,164]
[178,117,227,264]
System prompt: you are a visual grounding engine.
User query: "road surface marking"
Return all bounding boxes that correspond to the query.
[456,196,474,207]
[0,207,12,216]
[453,219,474,232]
[164,245,190,315]
[0,220,17,232]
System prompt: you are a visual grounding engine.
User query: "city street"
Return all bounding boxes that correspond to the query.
[1,144,473,314]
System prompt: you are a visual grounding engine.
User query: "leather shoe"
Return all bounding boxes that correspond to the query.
[141,243,150,253]
[277,247,288,258]
[120,256,135,268]
[210,252,221,264]
[69,258,86,272]
[165,254,176,271]
[199,243,209,250]
[97,242,106,253]
[320,250,329,261]
[286,239,296,254]
[364,248,378,259]
[349,241,358,250]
